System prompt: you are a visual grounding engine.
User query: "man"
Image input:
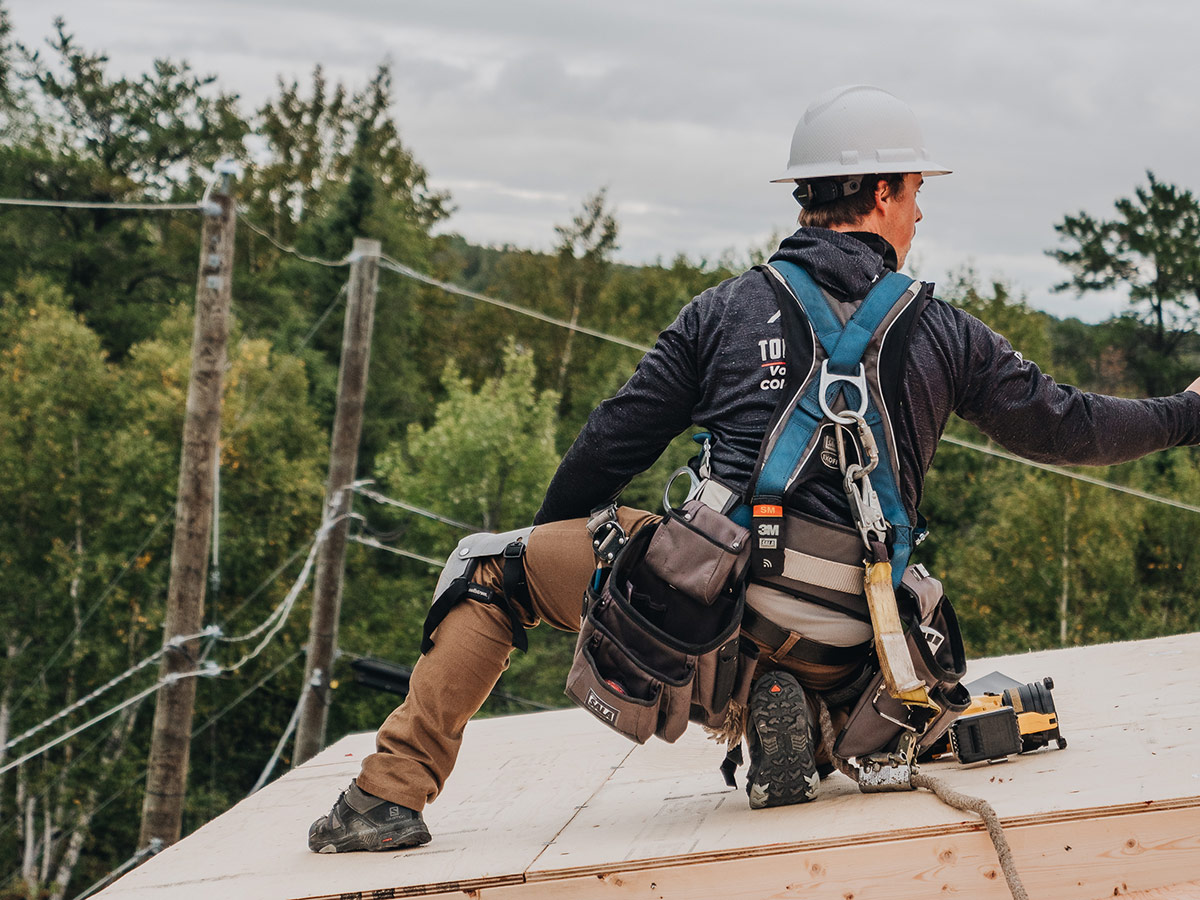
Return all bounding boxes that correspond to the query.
[309,85,1200,851]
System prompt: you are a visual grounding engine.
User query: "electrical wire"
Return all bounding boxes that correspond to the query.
[218,542,318,642]
[227,282,348,438]
[348,534,445,567]
[379,255,653,353]
[0,197,201,211]
[191,650,303,739]
[351,481,483,532]
[70,839,163,900]
[9,513,174,717]
[940,434,1200,515]
[236,210,352,268]
[0,680,171,778]
[0,650,304,896]
[1,513,340,775]
[2,626,219,754]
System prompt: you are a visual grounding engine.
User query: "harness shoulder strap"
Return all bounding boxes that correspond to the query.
[753,261,922,586]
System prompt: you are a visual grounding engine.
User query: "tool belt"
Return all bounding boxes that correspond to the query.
[565,517,759,744]
[740,606,870,667]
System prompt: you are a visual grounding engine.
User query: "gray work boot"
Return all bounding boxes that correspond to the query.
[308,781,432,852]
[745,671,820,809]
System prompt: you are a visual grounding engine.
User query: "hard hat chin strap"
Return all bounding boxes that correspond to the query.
[793,176,862,208]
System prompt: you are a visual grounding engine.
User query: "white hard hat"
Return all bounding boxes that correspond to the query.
[771,85,951,184]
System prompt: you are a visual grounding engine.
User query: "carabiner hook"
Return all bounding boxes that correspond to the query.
[662,466,702,513]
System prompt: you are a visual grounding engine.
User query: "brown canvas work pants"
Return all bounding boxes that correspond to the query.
[356,507,860,812]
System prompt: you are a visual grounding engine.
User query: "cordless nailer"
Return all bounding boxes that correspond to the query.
[924,672,1067,765]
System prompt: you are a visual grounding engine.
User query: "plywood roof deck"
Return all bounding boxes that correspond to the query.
[97,632,1200,900]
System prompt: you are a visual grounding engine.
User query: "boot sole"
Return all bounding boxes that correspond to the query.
[746,673,819,809]
[310,819,432,853]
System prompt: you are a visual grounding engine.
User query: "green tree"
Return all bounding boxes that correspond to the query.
[238,65,453,462]
[0,2,12,109]
[337,343,568,713]
[943,269,1053,369]
[0,16,247,355]
[1050,173,1200,394]
[553,188,619,399]
[939,468,1141,655]
[0,279,327,898]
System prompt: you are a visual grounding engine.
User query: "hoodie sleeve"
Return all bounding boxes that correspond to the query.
[948,306,1200,464]
[533,301,704,525]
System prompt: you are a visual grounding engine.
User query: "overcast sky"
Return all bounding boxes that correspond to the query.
[8,0,1200,326]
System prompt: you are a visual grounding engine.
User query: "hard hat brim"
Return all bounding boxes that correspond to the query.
[769,163,952,184]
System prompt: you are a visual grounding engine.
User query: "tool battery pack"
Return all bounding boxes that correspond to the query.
[948,707,1022,764]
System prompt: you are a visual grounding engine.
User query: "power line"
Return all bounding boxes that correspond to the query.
[9,513,174,717]
[0,649,304,896]
[70,839,163,900]
[192,650,303,739]
[218,541,318,641]
[236,211,352,268]
[3,627,219,754]
[0,679,179,778]
[348,534,445,567]
[228,284,348,438]
[1,514,341,775]
[0,197,200,211]
[351,481,483,532]
[940,434,1200,515]
[379,255,653,354]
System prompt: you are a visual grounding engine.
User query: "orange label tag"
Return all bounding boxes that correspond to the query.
[753,504,783,518]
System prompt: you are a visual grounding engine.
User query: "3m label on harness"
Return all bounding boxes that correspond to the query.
[585,689,618,725]
[752,503,785,577]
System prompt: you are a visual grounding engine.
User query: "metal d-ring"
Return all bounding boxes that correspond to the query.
[818,359,868,424]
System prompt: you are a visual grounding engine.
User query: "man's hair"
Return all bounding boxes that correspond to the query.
[797,173,907,229]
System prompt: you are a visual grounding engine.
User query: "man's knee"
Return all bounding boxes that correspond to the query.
[422,527,536,655]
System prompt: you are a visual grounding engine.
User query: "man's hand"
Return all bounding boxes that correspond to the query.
[1188,374,1200,396]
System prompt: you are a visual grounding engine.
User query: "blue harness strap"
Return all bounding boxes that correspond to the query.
[756,261,917,585]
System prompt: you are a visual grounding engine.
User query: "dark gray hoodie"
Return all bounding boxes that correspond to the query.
[534,228,1200,527]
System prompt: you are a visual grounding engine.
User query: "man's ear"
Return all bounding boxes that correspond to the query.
[873,177,892,211]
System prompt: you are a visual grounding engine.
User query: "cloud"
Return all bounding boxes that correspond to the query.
[9,0,1200,323]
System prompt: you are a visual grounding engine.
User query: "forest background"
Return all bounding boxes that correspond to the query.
[0,7,1198,898]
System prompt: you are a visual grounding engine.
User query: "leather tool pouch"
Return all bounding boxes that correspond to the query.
[832,566,971,760]
[642,499,751,605]
[566,524,755,744]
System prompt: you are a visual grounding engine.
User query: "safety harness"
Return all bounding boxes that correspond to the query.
[748,260,942,775]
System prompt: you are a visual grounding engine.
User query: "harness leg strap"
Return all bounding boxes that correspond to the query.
[420,539,532,655]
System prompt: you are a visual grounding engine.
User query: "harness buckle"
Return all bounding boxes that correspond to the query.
[818,359,868,424]
[587,502,628,565]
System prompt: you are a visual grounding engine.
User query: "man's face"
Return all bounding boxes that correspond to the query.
[879,173,924,268]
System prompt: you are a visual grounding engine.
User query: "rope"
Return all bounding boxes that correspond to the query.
[815,701,1028,900]
[910,772,1028,900]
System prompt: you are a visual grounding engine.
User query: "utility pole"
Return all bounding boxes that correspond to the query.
[138,165,237,849]
[294,237,381,766]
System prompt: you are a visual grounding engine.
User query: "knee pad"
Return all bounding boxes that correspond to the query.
[422,526,536,655]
